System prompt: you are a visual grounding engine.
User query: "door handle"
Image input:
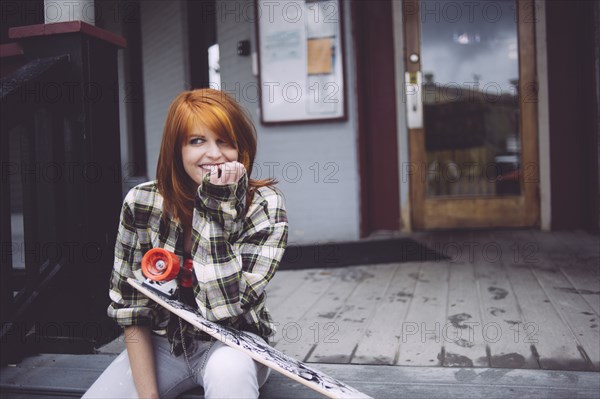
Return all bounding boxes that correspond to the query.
[405,71,423,129]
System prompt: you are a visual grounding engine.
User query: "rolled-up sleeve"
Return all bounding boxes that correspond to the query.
[106,191,158,327]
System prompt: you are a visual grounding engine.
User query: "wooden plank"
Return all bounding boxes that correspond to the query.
[351,262,421,365]
[516,230,599,369]
[529,260,600,370]
[96,335,125,354]
[2,354,600,399]
[491,231,591,371]
[555,249,600,316]
[506,265,591,370]
[263,363,600,399]
[542,230,599,258]
[542,230,600,270]
[558,267,600,316]
[306,364,600,399]
[443,261,488,367]
[508,230,561,273]
[0,354,114,396]
[273,266,367,361]
[396,261,449,366]
[536,231,600,315]
[307,263,398,363]
[464,230,539,369]
[269,270,336,347]
[528,230,571,256]
[411,230,452,263]
[568,230,600,256]
[266,269,315,313]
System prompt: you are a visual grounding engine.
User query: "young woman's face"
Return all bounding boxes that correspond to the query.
[181,123,238,186]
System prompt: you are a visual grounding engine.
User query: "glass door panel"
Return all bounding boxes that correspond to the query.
[420,0,521,197]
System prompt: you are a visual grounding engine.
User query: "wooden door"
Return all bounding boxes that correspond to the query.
[403,0,540,229]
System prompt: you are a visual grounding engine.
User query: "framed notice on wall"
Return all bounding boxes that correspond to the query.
[255,0,346,124]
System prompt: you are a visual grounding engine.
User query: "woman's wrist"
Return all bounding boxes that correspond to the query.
[197,172,248,223]
[199,171,247,201]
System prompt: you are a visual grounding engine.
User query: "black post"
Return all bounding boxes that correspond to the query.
[6,22,126,352]
[0,114,15,364]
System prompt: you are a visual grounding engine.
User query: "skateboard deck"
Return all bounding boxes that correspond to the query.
[128,278,372,399]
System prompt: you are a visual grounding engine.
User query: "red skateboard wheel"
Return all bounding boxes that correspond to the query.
[141,248,180,281]
[180,259,194,288]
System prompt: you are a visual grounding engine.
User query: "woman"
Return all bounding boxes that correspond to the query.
[84,89,288,398]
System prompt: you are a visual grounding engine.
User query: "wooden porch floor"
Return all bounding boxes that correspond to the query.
[264,229,599,371]
[2,229,598,398]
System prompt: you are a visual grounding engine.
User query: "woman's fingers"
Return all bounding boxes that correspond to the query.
[210,162,245,185]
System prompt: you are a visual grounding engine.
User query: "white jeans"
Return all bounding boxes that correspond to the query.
[83,332,270,399]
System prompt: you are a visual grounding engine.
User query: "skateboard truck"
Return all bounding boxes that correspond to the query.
[141,248,193,298]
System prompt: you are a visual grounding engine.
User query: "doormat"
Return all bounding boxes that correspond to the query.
[279,238,449,270]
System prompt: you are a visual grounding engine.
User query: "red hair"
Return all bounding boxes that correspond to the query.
[156,89,275,225]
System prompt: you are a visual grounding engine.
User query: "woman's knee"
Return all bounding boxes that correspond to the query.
[202,345,260,398]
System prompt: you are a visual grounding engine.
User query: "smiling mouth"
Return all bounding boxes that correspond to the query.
[200,163,222,170]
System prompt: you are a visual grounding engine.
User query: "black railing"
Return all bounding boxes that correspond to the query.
[1,55,72,363]
[1,24,125,365]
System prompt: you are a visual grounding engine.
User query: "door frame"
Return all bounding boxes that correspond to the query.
[403,0,541,230]
[352,0,401,236]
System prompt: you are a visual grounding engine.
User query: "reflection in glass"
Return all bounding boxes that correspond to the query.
[208,43,220,88]
[420,0,521,197]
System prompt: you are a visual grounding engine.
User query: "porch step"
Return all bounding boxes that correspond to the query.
[1,353,599,398]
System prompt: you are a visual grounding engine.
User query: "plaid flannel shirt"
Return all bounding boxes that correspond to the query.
[107,172,288,343]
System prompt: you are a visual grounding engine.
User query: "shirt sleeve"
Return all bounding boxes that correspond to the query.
[192,172,288,321]
[106,190,159,327]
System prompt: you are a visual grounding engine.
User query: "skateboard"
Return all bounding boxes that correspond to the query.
[128,248,372,399]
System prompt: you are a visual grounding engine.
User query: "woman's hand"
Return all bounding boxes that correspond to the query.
[208,161,246,185]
